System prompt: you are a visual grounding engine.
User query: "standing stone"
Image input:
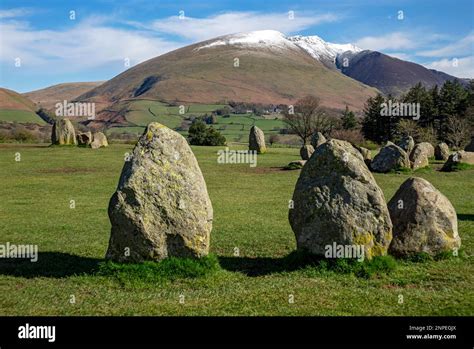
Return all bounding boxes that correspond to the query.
[51,118,77,145]
[409,144,430,170]
[77,131,93,146]
[91,132,108,149]
[249,126,266,154]
[354,145,372,167]
[435,142,450,161]
[310,132,327,149]
[388,177,461,257]
[417,142,435,158]
[370,142,410,173]
[106,123,213,262]
[300,144,315,160]
[441,150,474,171]
[397,135,415,155]
[289,139,392,259]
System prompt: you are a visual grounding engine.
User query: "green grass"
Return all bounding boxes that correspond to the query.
[0,144,473,315]
[0,109,46,124]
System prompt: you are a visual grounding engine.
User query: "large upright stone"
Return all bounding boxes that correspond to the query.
[409,143,430,170]
[397,135,414,155]
[91,132,108,149]
[435,142,450,161]
[51,118,77,145]
[106,123,213,262]
[310,132,327,149]
[249,126,266,154]
[388,177,461,257]
[370,142,410,173]
[417,142,435,158]
[289,139,393,259]
[354,145,372,167]
[300,144,315,160]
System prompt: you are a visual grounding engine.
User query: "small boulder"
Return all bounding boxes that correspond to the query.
[106,123,213,262]
[91,132,108,149]
[249,126,266,154]
[388,177,461,257]
[77,131,92,146]
[441,150,474,171]
[409,144,430,170]
[370,142,410,173]
[397,135,414,154]
[416,142,435,158]
[289,139,393,259]
[434,142,450,161]
[51,118,77,145]
[300,144,315,160]
[310,132,327,149]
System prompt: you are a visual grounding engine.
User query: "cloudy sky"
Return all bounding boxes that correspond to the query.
[0,0,472,92]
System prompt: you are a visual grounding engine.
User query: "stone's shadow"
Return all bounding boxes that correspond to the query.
[458,214,474,222]
[0,252,102,278]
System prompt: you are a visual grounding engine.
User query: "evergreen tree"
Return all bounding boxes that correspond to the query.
[341,105,357,130]
[362,93,389,143]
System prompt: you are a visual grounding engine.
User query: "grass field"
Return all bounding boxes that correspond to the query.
[0,144,473,316]
[0,109,46,124]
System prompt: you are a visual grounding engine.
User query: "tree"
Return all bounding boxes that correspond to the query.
[438,80,469,139]
[402,82,436,127]
[282,96,333,145]
[444,115,470,149]
[362,93,394,143]
[341,105,357,130]
[188,120,226,146]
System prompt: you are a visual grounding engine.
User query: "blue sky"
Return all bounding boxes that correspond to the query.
[1,0,473,92]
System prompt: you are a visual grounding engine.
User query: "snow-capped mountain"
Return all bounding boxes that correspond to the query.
[197,30,362,63]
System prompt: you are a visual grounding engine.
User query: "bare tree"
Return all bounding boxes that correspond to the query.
[283,96,333,145]
[445,115,470,149]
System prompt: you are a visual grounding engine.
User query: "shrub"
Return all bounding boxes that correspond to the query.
[188,120,226,146]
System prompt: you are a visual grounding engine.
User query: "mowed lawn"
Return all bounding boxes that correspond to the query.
[0,143,473,316]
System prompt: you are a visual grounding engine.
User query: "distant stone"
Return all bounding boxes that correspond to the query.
[77,131,92,146]
[106,123,213,262]
[300,144,315,160]
[289,139,392,259]
[434,142,450,161]
[465,137,474,151]
[310,132,327,149]
[417,142,435,158]
[388,177,461,257]
[397,135,414,155]
[249,126,266,154]
[285,160,306,170]
[441,150,474,171]
[354,145,372,167]
[409,143,430,170]
[91,132,108,149]
[51,118,77,145]
[370,142,410,173]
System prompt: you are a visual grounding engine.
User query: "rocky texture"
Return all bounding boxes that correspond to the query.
[285,160,306,170]
[435,142,450,161]
[106,123,213,262]
[51,118,77,145]
[409,144,430,170]
[397,135,414,155]
[300,144,315,160]
[388,177,461,257]
[441,150,474,171]
[354,145,372,167]
[289,139,392,259]
[417,142,435,158]
[77,131,92,146]
[370,142,410,173]
[310,132,327,149]
[91,132,108,149]
[249,126,266,154]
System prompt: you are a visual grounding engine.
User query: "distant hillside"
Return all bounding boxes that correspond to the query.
[0,88,45,124]
[24,81,104,110]
[337,50,464,96]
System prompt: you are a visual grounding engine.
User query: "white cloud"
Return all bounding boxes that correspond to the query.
[355,32,416,51]
[424,56,474,79]
[0,8,33,19]
[149,11,340,41]
[387,52,412,61]
[417,33,474,57]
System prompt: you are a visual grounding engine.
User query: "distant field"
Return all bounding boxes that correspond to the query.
[0,109,46,124]
[108,100,285,142]
[0,144,472,315]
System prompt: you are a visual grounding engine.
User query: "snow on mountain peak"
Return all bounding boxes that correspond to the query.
[197,30,361,62]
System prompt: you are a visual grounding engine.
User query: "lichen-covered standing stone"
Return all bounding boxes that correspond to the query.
[371,141,410,173]
[91,132,108,149]
[434,143,450,161]
[106,123,213,262]
[310,132,327,149]
[249,125,266,154]
[289,139,393,259]
[51,118,77,145]
[300,144,315,160]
